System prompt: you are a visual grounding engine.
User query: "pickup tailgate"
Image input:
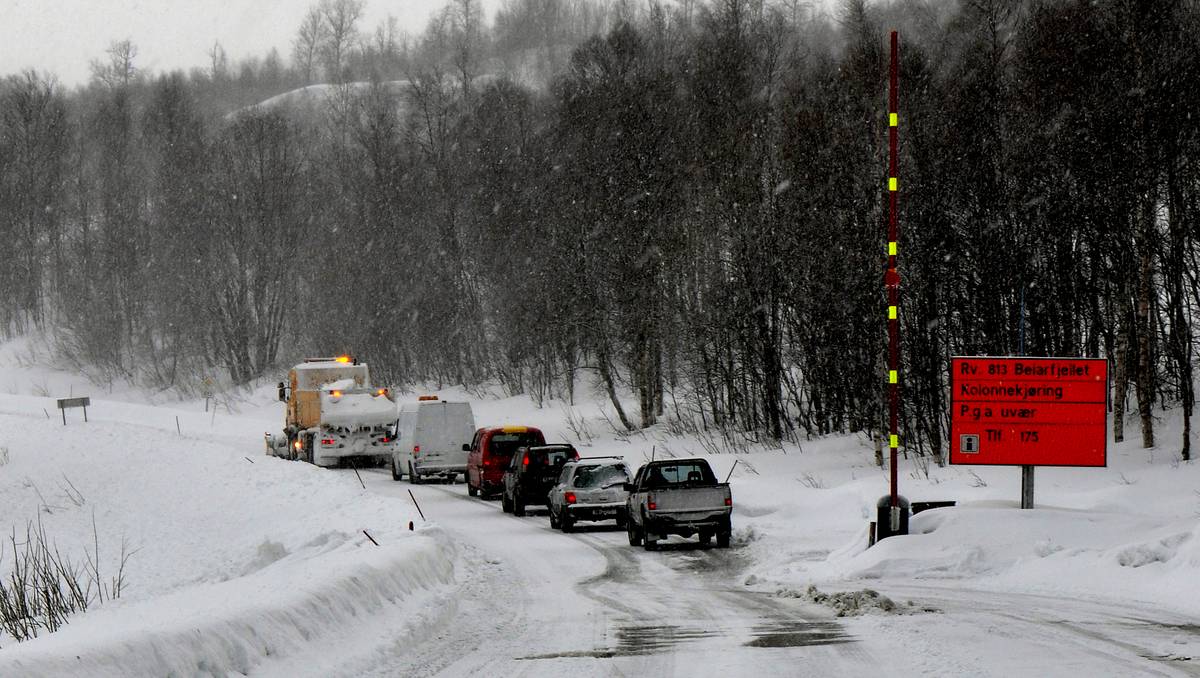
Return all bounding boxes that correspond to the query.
[649,484,730,515]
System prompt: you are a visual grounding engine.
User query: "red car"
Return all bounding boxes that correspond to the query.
[465,426,545,497]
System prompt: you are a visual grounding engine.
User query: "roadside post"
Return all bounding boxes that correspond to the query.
[56,397,91,426]
[876,30,908,540]
[950,357,1108,507]
[201,376,215,413]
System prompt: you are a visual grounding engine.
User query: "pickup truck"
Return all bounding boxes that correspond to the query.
[624,458,732,550]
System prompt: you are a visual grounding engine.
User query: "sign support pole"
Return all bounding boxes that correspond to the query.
[1018,286,1033,508]
[1021,465,1035,509]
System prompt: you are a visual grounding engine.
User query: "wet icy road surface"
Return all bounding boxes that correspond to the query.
[300,472,1200,678]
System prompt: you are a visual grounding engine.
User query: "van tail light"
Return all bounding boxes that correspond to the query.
[565,492,577,504]
[725,497,732,506]
[647,494,656,511]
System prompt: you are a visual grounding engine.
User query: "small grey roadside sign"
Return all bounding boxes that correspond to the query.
[56,397,91,425]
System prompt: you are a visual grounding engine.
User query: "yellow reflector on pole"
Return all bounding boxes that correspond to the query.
[889,370,898,384]
[888,241,897,256]
[889,112,898,127]
[890,434,899,448]
[889,177,898,191]
[888,305,897,320]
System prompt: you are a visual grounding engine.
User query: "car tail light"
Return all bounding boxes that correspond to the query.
[380,436,392,443]
[523,456,530,466]
[565,492,576,504]
[321,438,335,446]
[725,497,732,506]
[413,445,420,457]
[648,494,656,511]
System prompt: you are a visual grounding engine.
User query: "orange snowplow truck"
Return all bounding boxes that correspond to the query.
[265,356,398,467]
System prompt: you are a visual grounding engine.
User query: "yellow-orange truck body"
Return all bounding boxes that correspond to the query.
[266,357,396,467]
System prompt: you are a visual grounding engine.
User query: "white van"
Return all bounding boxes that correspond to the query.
[392,397,476,483]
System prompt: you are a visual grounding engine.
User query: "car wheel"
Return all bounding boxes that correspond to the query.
[561,515,574,533]
[502,492,513,513]
[468,481,478,497]
[391,459,402,481]
[549,507,560,529]
[627,519,642,546]
[513,496,526,517]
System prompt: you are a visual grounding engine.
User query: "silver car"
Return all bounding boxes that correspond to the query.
[548,458,632,532]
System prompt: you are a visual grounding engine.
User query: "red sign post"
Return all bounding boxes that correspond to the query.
[950,357,1107,470]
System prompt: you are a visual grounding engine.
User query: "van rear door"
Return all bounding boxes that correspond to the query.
[416,402,475,469]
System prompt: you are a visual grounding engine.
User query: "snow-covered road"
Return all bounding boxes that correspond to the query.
[328,471,1200,678]
[343,472,881,677]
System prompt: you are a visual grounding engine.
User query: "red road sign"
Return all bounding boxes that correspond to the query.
[950,357,1108,467]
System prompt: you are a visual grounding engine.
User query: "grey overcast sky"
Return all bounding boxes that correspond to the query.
[0,0,460,88]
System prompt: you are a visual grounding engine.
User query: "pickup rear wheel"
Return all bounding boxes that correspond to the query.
[642,510,659,550]
[627,519,642,546]
[698,530,712,546]
[717,519,732,548]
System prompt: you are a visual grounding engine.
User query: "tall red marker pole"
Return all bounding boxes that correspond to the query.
[883,30,904,536]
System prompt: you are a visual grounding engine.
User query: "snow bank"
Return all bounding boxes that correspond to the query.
[717,428,1200,616]
[0,389,448,675]
[0,530,456,678]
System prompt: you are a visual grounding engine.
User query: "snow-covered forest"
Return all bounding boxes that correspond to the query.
[1,0,1197,462]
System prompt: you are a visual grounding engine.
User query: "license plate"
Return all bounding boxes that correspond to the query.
[595,509,617,516]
